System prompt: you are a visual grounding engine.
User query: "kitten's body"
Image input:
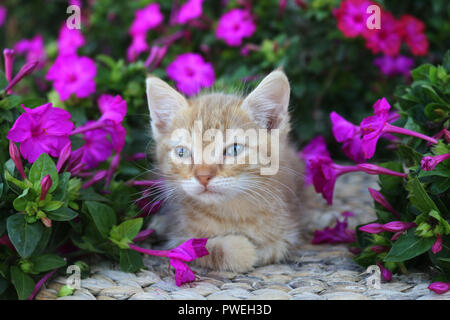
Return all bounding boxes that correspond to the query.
[146,71,305,272]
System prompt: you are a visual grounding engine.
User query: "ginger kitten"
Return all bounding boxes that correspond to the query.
[145,70,304,272]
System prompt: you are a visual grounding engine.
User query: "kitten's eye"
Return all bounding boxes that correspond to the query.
[224,143,244,157]
[174,146,191,158]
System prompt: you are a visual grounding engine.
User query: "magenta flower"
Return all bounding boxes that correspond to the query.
[432,234,442,254]
[428,282,450,295]
[9,141,26,180]
[374,55,414,77]
[175,0,203,24]
[216,9,256,47]
[360,98,437,159]
[45,55,97,101]
[377,262,392,282]
[129,3,163,35]
[82,170,107,189]
[166,53,215,96]
[421,154,450,171]
[0,6,6,26]
[56,143,71,173]
[312,213,356,244]
[298,136,331,185]
[330,112,365,163]
[333,0,374,38]
[7,103,74,163]
[359,221,416,234]
[27,269,58,300]
[370,245,390,253]
[144,45,168,71]
[98,94,127,123]
[3,49,14,85]
[4,60,38,93]
[14,35,46,69]
[57,25,85,56]
[363,12,402,56]
[133,229,154,242]
[128,238,209,286]
[127,33,149,62]
[308,157,360,205]
[70,122,113,170]
[40,175,52,201]
[357,163,407,177]
[399,15,429,56]
[368,188,400,218]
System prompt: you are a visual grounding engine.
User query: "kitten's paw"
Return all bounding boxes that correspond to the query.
[195,235,256,273]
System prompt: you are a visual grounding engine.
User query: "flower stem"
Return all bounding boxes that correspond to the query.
[128,244,169,258]
[383,123,438,145]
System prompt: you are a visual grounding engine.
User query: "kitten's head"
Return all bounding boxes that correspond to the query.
[146,70,291,205]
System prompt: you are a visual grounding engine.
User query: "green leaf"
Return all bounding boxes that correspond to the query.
[41,200,64,211]
[29,153,58,193]
[13,188,31,211]
[110,218,143,243]
[6,214,43,258]
[29,254,66,273]
[384,230,435,262]
[119,249,144,273]
[10,266,35,300]
[85,201,117,238]
[46,207,78,221]
[406,177,439,214]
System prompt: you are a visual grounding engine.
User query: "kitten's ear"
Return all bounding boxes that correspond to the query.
[242,70,290,129]
[146,77,189,136]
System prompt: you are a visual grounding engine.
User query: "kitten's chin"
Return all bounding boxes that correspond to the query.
[189,190,230,204]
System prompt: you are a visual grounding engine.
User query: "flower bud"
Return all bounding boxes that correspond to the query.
[3,49,15,92]
[432,234,442,254]
[382,221,416,233]
[428,282,450,294]
[9,141,27,180]
[56,143,72,173]
[359,223,384,234]
[377,262,392,282]
[4,60,38,93]
[41,216,52,228]
[40,175,52,200]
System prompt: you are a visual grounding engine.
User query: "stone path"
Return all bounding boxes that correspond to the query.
[37,173,449,300]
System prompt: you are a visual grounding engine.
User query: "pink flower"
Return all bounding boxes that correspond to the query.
[299,136,331,185]
[216,9,256,47]
[82,170,107,189]
[399,15,429,56]
[377,262,392,282]
[312,213,356,244]
[56,143,71,173]
[98,94,127,123]
[382,221,416,232]
[360,98,437,159]
[421,154,450,171]
[3,49,14,85]
[129,3,163,35]
[57,25,85,56]
[334,0,374,38]
[359,223,384,234]
[428,282,450,295]
[133,229,154,242]
[9,141,26,180]
[46,55,97,101]
[0,6,6,27]
[7,103,74,163]
[166,53,215,96]
[175,0,203,24]
[71,122,113,170]
[144,45,168,71]
[129,238,209,286]
[330,112,365,163]
[374,55,414,77]
[370,245,389,253]
[14,35,46,69]
[368,188,400,218]
[363,12,402,56]
[127,33,149,62]
[432,234,442,254]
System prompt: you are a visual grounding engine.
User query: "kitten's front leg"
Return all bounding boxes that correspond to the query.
[194,235,257,273]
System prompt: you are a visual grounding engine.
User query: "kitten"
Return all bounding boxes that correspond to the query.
[145,70,305,272]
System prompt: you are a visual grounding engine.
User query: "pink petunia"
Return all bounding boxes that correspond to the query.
[129,3,164,36]
[57,25,85,56]
[363,11,402,56]
[175,0,204,24]
[421,154,450,171]
[14,35,46,69]
[373,55,414,77]
[71,122,113,170]
[98,94,127,123]
[334,0,374,38]
[216,9,256,47]
[166,53,215,96]
[299,136,331,185]
[330,112,365,163]
[7,103,74,163]
[399,15,429,56]
[45,55,97,101]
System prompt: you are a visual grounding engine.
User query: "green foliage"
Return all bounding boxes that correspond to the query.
[354,53,450,281]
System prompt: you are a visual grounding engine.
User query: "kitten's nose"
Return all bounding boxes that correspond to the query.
[194,165,216,188]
